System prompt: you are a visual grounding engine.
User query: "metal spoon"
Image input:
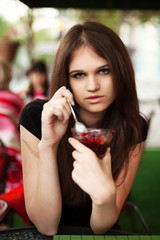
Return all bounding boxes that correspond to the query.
[67,99,87,132]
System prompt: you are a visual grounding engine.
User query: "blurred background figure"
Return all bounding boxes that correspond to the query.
[19,60,49,104]
[0,57,24,192]
[0,58,28,228]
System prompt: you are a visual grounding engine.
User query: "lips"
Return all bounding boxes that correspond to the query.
[86,95,103,103]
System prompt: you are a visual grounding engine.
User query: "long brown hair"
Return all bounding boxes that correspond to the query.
[49,21,145,206]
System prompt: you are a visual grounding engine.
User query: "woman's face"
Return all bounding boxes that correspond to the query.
[69,46,115,122]
[29,72,46,88]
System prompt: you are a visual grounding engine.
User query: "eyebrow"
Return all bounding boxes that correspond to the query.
[69,64,110,75]
[97,64,110,70]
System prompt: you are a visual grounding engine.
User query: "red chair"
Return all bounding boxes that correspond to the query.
[0,139,29,227]
[0,183,29,226]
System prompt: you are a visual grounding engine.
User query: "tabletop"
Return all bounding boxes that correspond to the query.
[54,236,160,240]
[0,226,159,240]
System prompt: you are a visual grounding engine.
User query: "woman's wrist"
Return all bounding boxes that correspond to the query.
[91,185,116,207]
[90,188,118,234]
[38,139,59,153]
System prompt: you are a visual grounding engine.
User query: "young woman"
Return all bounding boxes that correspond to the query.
[19,21,148,236]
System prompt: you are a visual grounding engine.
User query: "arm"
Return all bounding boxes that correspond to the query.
[20,126,62,235]
[68,137,145,234]
[91,142,145,234]
[20,87,74,236]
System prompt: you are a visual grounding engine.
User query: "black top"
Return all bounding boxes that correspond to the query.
[18,99,148,227]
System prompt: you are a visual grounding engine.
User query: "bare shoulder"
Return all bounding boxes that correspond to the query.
[20,125,40,152]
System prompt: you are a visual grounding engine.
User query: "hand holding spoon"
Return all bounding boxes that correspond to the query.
[67,99,87,133]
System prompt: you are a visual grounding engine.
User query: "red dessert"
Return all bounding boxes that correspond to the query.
[72,129,114,158]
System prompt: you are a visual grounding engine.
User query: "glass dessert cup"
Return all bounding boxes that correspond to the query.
[71,128,114,159]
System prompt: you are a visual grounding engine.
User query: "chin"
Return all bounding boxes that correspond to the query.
[88,104,108,113]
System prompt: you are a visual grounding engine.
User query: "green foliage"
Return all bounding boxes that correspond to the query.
[1,9,160,67]
[35,53,55,65]
[65,9,160,34]
[33,29,53,44]
[0,16,26,43]
[0,17,12,39]
[134,10,160,24]
[77,9,124,33]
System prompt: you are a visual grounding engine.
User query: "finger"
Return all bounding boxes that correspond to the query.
[102,147,110,159]
[102,147,111,166]
[54,98,72,122]
[52,87,75,105]
[49,97,71,114]
[73,160,78,169]
[72,163,80,184]
[42,106,64,122]
[54,108,67,122]
[68,137,89,153]
[43,99,71,123]
[72,149,82,161]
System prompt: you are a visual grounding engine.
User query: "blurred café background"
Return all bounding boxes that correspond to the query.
[0,0,160,235]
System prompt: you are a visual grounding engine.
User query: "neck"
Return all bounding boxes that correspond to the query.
[78,108,106,128]
[34,85,44,92]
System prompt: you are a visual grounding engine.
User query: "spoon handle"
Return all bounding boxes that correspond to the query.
[67,99,77,122]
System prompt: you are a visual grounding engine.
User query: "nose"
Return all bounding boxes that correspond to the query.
[86,75,100,92]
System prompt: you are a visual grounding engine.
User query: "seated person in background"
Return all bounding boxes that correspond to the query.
[0,58,24,192]
[19,60,49,104]
[0,58,28,226]
[19,21,148,236]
